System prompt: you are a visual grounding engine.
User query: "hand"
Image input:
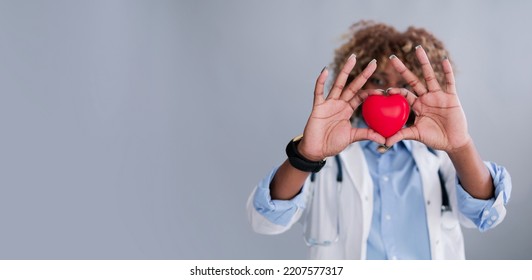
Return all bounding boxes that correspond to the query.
[385,46,471,152]
[297,55,386,161]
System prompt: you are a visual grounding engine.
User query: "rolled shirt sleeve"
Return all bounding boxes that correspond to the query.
[252,167,308,226]
[456,161,512,231]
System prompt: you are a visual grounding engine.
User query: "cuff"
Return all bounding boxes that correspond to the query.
[456,161,512,232]
[252,167,307,226]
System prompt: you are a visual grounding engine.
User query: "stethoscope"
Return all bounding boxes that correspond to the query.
[304,151,451,247]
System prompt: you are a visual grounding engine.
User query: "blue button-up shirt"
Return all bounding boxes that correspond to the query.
[361,139,431,259]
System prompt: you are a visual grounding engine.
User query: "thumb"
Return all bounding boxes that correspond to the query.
[385,127,418,147]
[351,127,386,145]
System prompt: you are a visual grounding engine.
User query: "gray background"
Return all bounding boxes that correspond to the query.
[0,0,530,259]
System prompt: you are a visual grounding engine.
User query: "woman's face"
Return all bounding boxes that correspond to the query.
[364,61,410,91]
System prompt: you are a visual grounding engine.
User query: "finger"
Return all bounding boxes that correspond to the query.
[351,127,386,145]
[415,45,442,92]
[385,126,420,147]
[389,54,428,96]
[340,59,377,102]
[328,53,356,100]
[386,87,417,106]
[348,89,384,110]
[442,58,457,95]
[313,66,329,105]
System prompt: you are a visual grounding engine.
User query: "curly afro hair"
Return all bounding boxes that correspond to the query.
[332,20,452,88]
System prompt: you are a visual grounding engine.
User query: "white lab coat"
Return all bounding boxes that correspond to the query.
[247,141,508,259]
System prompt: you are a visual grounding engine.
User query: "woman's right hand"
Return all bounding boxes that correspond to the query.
[297,55,386,161]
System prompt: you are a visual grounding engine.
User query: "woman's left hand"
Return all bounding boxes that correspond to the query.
[384,46,472,153]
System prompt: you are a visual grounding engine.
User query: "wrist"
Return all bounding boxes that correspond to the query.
[446,137,474,157]
[286,135,326,173]
[296,141,323,162]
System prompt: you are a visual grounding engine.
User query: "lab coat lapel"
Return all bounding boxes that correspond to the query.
[411,141,443,259]
[340,143,372,197]
[338,142,373,258]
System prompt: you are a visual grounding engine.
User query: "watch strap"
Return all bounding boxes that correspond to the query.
[285,136,326,173]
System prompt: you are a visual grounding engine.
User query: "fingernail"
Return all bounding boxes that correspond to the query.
[389,54,397,60]
[415,45,422,50]
[386,87,393,93]
[377,145,390,153]
[321,66,328,73]
[442,56,448,61]
[348,53,356,60]
[376,89,385,92]
[369,58,376,64]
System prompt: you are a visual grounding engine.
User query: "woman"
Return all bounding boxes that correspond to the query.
[246,21,511,259]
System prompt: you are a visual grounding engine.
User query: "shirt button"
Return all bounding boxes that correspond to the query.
[435,240,440,245]
[391,256,397,260]
[385,215,391,220]
[382,176,389,182]
[364,195,369,201]
[483,210,490,217]
[487,220,493,225]
[427,200,431,205]
[491,215,497,221]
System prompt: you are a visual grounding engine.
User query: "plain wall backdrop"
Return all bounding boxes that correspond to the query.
[0,0,530,259]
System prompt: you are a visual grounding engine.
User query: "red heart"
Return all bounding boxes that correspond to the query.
[362,95,410,138]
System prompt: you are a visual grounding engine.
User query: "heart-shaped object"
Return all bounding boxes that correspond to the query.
[362,95,410,138]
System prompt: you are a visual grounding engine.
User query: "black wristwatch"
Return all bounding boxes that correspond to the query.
[285,135,326,173]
